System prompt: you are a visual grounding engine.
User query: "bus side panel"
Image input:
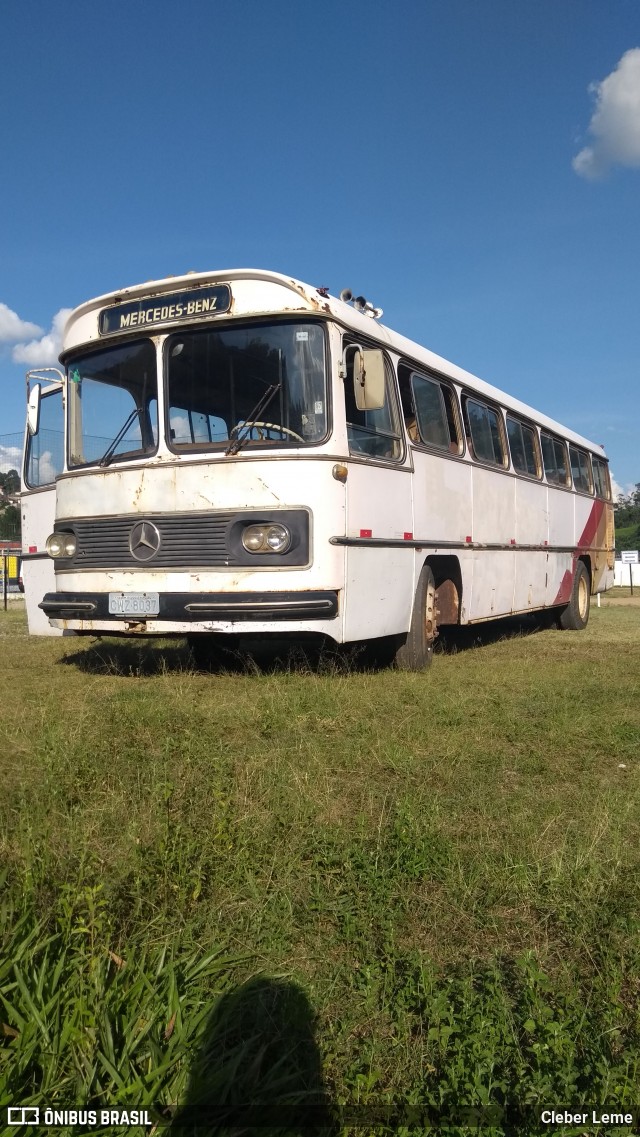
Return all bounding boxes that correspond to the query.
[21,485,64,636]
[513,479,549,612]
[594,502,615,590]
[575,495,615,592]
[546,487,575,605]
[412,451,472,623]
[468,467,515,619]
[412,451,472,544]
[343,464,414,642]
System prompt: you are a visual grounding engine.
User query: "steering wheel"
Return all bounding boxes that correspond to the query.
[230,421,305,443]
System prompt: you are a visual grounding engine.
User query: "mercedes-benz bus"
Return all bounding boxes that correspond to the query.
[21,269,614,668]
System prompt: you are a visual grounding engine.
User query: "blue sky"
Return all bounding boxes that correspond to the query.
[1,0,638,492]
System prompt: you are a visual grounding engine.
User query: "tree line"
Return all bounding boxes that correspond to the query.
[0,469,20,540]
[614,484,640,551]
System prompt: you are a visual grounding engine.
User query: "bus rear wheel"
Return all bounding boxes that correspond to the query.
[393,564,437,670]
[558,561,590,631]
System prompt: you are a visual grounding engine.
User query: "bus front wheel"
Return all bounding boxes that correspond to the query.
[393,564,437,670]
[558,561,590,631]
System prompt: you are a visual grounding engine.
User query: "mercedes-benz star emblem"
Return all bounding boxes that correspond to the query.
[129,521,161,562]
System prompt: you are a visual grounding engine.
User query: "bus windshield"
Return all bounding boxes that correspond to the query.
[67,340,158,468]
[166,321,327,451]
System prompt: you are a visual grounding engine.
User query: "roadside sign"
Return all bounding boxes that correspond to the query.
[620,550,639,564]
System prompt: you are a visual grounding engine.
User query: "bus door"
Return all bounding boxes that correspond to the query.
[21,371,66,635]
[341,345,414,641]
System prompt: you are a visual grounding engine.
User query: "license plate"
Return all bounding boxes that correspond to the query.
[108,592,160,616]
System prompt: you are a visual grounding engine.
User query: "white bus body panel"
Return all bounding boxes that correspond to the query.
[343,464,414,641]
[513,479,549,612]
[21,485,62,635]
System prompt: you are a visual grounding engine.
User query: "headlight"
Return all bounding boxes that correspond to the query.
[46,531,76,558]
[241,523,291,554]
[242,525,266,552]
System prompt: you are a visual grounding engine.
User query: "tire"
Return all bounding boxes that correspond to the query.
[558,561,590,631]
[393,564,437,670]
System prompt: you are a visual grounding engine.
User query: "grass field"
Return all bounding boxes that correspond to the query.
[1,603,640,1136]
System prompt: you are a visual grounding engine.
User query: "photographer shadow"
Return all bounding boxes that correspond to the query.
[170,976,336,1137]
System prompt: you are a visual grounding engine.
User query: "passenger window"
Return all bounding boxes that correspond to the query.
[462,396,506,466]
[541,432,570,485]
[592,456,611,499]
[407,372,461,452]
[344,347,401,460]
[569,446,593,494]
[506,416,540,477]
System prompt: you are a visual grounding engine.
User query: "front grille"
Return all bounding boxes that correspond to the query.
[58,513,237,569]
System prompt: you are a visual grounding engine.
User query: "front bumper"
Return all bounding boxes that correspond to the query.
[39,590,339,622]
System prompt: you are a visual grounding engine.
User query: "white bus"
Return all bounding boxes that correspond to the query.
[21,269,614,668]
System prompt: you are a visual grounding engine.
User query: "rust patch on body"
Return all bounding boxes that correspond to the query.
[285,278,333,314]
[435,579,459,625]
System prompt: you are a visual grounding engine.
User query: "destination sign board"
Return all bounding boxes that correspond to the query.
[99,284,231,335]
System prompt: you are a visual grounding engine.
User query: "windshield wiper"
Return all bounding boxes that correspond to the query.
[99,407,143,467]
[225,383,282,456]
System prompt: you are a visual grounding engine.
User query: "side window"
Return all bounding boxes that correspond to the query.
[403,369,461,453]
[506,415,540,478]
[592,456,611,500]
[569,445,593,494]
[344,347,402,460]
[169,407,227,444]
[462,396,506,466]
[541,432,570,486]
[25,388,64,487]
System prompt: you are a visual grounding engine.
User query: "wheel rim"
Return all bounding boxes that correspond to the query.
[425,579,437,641]
[578,572,589,619]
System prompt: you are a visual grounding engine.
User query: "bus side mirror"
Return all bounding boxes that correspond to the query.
[27,383,41,436]
[353,348,385,411]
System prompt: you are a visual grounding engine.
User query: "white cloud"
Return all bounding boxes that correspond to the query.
[0,302,42,343]
[573,48,640,178]
[0,444,22,473]
[170,412,190,442]
[610,474,624,500]
[31,450,57,485]
[610,473,636,501]
[12,308,73,366]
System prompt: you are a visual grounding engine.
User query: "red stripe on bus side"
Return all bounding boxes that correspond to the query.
[552,499,607,605]
[577,497,605,549]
